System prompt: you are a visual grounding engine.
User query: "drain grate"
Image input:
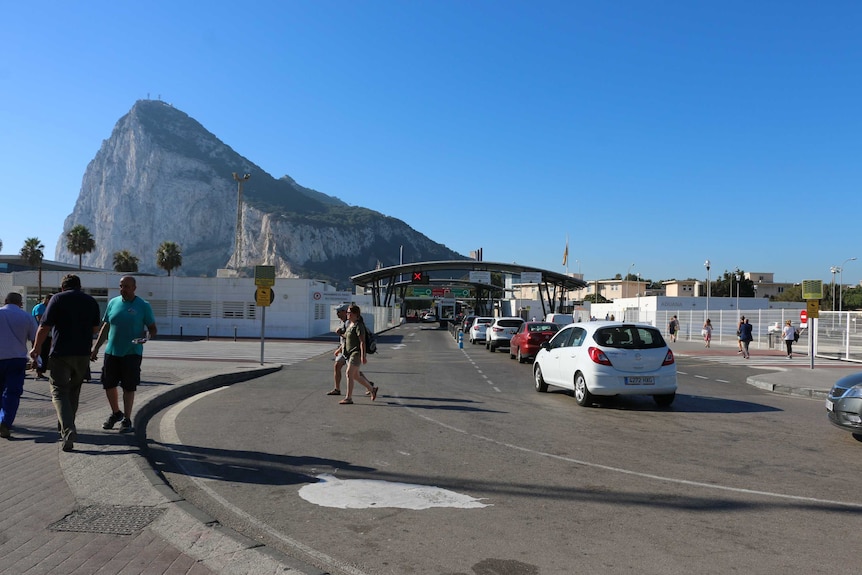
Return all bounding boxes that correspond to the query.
[50,505,164,535]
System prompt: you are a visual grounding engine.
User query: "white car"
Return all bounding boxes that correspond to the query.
[468,317,495,344]
[485,317,525,352]
[533,321,677,407]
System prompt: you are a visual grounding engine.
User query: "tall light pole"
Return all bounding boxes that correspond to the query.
[232,172,250,271]
[839,257,858,313]
[735,272,741,312]
[831,266,839,311]
[704,259,711,319]
[636,272,641,320]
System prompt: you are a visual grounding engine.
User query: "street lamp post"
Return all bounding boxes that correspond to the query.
[636,272,641,321]
[704,260,711,319]
[831,266,839,311]
[735,272,741,313]
[839,257,858,313]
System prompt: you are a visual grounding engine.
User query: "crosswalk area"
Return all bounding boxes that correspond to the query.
[144,339,335,364]
[675,349,828,369]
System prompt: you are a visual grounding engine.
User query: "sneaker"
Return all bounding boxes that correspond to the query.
[119,418,133,433]
[102,411,124,430]
[0,422,10,439]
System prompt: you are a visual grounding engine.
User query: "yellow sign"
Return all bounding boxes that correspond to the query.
[801,279,823,300]
[806,299,820,319]
[255,287,274,307]
[254,265,276,287]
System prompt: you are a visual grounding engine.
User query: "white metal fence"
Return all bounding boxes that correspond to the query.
[650,309,862,363]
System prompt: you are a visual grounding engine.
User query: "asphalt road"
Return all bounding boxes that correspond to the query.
[146,323,862,575]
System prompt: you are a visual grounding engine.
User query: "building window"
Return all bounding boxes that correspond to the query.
[178,300,212,318]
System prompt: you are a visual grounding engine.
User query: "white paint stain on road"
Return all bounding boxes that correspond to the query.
[298,474,490,510]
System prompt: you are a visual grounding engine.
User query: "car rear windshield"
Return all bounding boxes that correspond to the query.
[593,326,666,349]
[529,323,558,332]
[497,320,523,328]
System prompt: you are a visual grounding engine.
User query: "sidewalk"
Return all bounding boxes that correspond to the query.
[669,337,860,400]
[0,340,332,575]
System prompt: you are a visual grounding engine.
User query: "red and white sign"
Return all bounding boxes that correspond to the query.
[800,310,807,327]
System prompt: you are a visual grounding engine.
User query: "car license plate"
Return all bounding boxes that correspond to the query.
[625,376,655,385]
[825,399,834,412]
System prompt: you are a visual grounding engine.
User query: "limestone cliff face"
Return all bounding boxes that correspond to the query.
[55,100,463,287]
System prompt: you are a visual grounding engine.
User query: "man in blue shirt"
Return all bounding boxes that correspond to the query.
[90,276,157,433]
[30,275,102,452]
[0,292,38,439]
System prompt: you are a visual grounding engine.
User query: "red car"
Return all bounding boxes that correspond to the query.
[509,321,559,363]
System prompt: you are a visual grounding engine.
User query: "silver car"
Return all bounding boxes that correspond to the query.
[826,372,862,438]
[485,317,525,352]
[468,317,494,344]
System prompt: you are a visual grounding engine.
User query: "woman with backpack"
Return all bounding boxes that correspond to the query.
[782,320,797,359]
[339,305,379,405]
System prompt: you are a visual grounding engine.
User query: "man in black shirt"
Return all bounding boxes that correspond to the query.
[30,274,101,452]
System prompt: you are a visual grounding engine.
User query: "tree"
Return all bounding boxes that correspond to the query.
[113,250,140,273]
[156,241,182,276]
[66,224,96,270]
[20,237,45,297]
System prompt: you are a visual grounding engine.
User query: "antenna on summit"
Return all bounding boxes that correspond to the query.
[232,172,251,272]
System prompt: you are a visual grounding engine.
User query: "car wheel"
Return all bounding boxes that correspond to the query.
[517,348,526,363]
[653,393,675,407]
[534,365,548,392]
[574,372,593,407]
[509,346,516,360]
[488,341,495,352]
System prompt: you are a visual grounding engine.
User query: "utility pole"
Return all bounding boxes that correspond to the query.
[232,172,250,272]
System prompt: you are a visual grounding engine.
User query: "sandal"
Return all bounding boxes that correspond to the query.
[339,398,353,405]
[365,381,375,396]
[326,389,341,395]
[371,386,379,401]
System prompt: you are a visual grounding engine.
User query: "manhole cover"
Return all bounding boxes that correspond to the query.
[50,505,164,535]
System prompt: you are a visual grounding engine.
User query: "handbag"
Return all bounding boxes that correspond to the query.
[794,330,800,342]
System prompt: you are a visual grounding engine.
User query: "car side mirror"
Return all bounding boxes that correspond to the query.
[540,341,550,351]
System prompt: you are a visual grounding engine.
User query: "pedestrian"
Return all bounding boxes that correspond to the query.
[339,304,378,405]
[782,320,797,359]
[0,292,38,439]
[31,293,52,378]
[739,318,754,359]
[668,315,679,342]
[736,316,746,354]
[702,318,713,348]
[30,274,102,452]
[90,276,157,433]
[328,303,351,396]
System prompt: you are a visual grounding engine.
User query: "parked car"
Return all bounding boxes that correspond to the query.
[509,321,559,363]
[468,317,495,344]
[545,313,574,327]
[826,372,862,438]
[533,322,677,407]
[486,317,525,352]
[460,315,477,333]
[421,312,438,322]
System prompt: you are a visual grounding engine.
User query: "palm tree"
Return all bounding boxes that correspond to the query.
[66,224,96,270]
[112,250,140,273]
[156,241,182,276]
[20,237,45,297]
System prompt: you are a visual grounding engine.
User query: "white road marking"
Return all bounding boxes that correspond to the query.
[298,474,489,509]
[393,395,862,510]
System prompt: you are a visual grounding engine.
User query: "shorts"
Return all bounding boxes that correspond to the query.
[346,350,362,366]
[102,354,143,391]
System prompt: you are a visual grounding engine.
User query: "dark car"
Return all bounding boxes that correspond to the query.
[826,372,862,438]
[509,321,559,363]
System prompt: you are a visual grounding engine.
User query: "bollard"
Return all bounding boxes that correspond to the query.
[179,326,183,340]
[234,326,238,342]
[206,326,210,341]
[458,330,463,349]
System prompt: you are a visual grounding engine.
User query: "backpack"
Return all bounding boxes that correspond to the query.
[365,329,378,354]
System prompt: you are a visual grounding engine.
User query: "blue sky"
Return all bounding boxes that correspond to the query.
[2,1,860,285]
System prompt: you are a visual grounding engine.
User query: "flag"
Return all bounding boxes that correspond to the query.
[562,238,569,267]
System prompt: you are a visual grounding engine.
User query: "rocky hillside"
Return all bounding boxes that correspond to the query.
[55,100,464,287]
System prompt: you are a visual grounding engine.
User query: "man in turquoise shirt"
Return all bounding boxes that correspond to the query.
[90,276,157,433]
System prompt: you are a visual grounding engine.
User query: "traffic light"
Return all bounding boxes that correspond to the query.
[411,272,429,284]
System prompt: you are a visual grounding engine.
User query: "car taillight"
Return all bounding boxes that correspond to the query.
[492,326,502,332]
[662,349,675,366]
[588,347,612,366]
